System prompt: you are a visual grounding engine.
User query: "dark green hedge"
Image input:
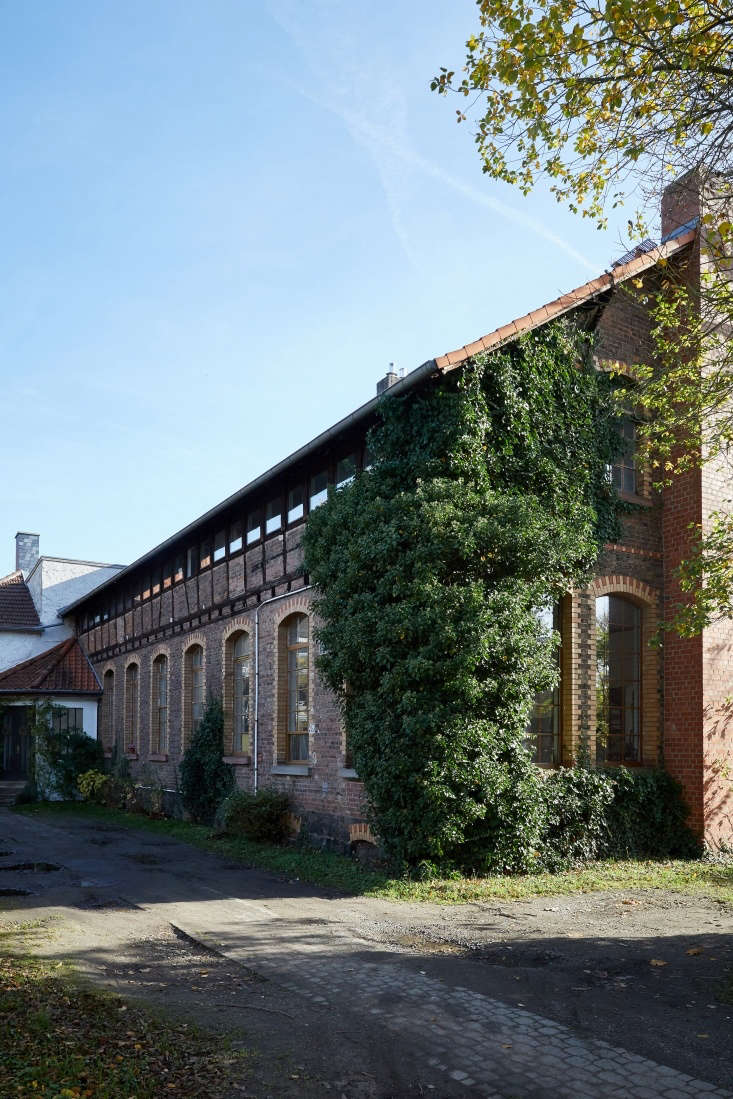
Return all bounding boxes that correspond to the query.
[540,765,700,869]
[217,788,292,844]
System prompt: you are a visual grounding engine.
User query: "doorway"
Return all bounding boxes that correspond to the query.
[1,706,33,780]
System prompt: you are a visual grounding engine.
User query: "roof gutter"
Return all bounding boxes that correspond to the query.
[0,688,103,697]
[59,357,440,615]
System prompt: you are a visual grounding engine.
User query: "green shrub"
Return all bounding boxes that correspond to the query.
[77,769,110,803]
[600,767,700,859]
[540,765,615,869]
[179,697,234,824]
[538,765,700,868]
[218,788,291,844]
[38,720,104,800]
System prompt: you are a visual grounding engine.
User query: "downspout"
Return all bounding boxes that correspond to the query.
[253,585,312,794]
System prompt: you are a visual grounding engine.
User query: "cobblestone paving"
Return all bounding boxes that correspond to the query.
[177,903,733,1099]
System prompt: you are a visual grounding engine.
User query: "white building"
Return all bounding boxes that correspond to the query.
[0,532,125,795]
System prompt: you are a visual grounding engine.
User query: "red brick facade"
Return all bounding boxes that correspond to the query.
[70,184,732,848]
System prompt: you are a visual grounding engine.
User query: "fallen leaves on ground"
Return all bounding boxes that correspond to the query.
[0,954,251,1098]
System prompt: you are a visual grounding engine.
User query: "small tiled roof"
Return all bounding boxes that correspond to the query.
[0,638,101,694]
[0,570,41,629]
[434,228,697,372]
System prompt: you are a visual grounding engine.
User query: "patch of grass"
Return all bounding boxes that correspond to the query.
[0,940,249,1098]
[16,801,733,906]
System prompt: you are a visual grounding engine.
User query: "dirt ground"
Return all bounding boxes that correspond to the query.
[1,808,732,1098]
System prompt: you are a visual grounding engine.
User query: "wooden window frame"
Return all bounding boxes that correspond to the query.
[277,614,310,763]
[183,644,205,747]
[595,594,642,766]
[124,662,139,755]
[151,654,168,755]
[102,669,115,752]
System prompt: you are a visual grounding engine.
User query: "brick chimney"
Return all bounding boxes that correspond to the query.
[661,167,731,249]
[376,364,399,396]
[15,532,39,576]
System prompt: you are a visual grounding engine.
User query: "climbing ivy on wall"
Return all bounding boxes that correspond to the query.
[303,320,624,872]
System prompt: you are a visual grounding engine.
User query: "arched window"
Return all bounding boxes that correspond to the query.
[596,595,641,763]
[525,604,561,765]
[151,654,168,753]
[124,663,139,753]
[232,633,251,753]
[278,614,309,762]
[184,645,204,743]
[102,669,114,751]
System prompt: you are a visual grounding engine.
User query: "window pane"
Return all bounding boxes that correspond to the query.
[214,529,226,561]
[152,570,161,596]
[285,614,309,759]
[233,634,250,752]
[265,498,282,534]
[247,510,262,544]
[596,595,641,764]
[186,547,197,578]
[287,614,308,645]
[174,555,184,583]
[189,647,204,729]
[287,485,304,523]
[336,454,356,488]
[524,603,561,765]
[611,417,637,495]
[229,520,243,554]
[309,471,328,510]
[200,539,212,569]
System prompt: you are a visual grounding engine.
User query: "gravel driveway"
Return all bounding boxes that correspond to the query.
[1,807,731,1098]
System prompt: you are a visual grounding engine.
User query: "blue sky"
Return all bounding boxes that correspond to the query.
[0,0,640,575]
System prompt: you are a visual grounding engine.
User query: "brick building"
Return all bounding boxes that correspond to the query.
[61,178,733,850]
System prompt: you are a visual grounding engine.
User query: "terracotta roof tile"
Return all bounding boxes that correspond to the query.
[435,228,696,373]
[0,638,101,694]
[0,571,40,629]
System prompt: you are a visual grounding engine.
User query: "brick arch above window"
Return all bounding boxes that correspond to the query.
[221,616,253,652]
[588,575,660,607]
[181,631,208,655]
[271,594,314,630]
[149,642,171,664]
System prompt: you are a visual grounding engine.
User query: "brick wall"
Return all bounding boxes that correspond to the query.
[81,534,367,850]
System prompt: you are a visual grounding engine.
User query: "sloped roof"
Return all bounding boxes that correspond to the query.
[0,571,41,629]
[433,228,696,372]
[0,638,101,694]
